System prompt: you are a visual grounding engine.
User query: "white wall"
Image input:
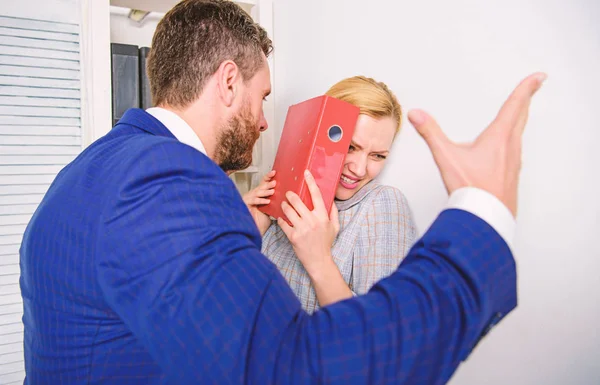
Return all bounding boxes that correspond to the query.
[273,0,600,384]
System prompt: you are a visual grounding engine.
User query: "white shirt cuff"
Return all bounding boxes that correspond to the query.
[445,187,516,251]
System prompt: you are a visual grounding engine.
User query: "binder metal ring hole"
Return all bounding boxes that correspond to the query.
[328,125,343,142]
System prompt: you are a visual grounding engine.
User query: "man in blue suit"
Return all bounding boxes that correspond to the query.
[19,0,545,384]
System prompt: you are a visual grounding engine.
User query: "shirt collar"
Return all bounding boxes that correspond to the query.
[335,180,382,212]
[146,107,207,155]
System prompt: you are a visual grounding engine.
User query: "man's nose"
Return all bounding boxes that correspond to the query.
[259,111,268,132]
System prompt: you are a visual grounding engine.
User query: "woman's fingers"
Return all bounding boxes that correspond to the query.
[304,170,327,215]
[281,200,302,228]
[285,191,312,220]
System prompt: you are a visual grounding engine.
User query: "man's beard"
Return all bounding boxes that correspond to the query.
[215,102,260,173]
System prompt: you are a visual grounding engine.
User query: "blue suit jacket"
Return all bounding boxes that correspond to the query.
[20,109,517,384]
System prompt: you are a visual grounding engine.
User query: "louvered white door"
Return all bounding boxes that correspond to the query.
[0,1,82,383]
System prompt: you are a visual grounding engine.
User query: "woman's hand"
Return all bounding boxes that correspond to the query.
[279,170,352,307]
[242,170,276,236]
[278,170,340,277]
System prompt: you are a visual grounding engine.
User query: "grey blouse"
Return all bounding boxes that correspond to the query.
[262,181,417,313]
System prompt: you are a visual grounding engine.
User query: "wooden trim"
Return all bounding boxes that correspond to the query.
[79,0,112,148]
[255,0,276,181]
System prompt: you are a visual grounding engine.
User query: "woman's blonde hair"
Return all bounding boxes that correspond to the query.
[325,76,402,134]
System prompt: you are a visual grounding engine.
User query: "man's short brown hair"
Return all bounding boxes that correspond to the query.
[147,0,273,107]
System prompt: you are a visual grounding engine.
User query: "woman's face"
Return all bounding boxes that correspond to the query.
[335,114,396,201]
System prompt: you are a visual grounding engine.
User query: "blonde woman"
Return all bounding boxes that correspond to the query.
[244,76,417,313]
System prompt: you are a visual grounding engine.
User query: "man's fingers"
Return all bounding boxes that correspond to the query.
[408,109,451,151]
[409,109,455,180]
[492,72,547,133]
[304,170,326,214]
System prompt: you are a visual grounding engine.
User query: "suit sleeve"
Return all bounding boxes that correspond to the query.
[96,141,517,385]
[268,209,517,384]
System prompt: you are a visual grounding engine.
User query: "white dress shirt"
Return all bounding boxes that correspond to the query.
[446,187,515,250]
[146,107,207,155]
[146,107,514,249]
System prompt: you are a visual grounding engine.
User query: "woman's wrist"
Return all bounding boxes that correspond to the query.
[305,256,337,285]
[306,257,353,307]
[258,217,273,236]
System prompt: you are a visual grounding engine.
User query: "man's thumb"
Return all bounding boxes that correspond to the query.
[408,109,451,153]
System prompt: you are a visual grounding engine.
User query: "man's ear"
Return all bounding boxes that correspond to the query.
[216,60,240,107]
